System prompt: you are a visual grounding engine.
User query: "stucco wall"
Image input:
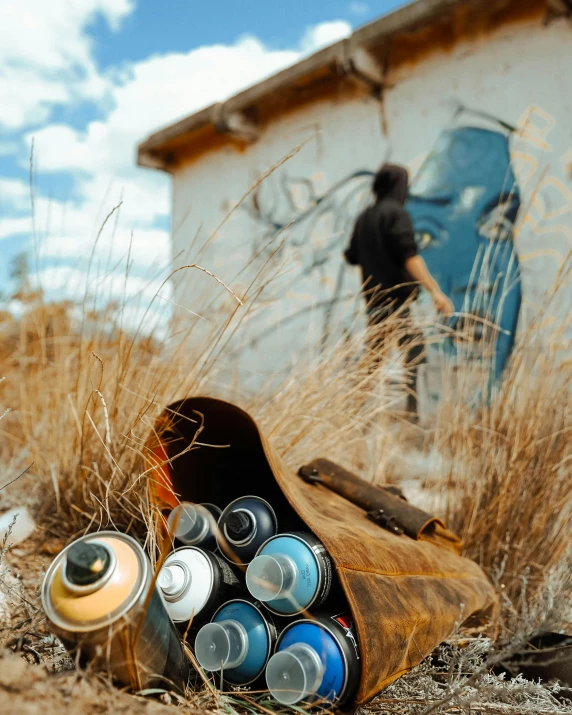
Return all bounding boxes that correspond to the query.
[170,15,572,406]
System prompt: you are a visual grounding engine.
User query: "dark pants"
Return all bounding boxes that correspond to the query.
[366,302,426,415]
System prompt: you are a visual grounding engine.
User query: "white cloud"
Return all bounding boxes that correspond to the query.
[27,38,302,177]
[1,66,72,129]
[0,0,133,70]
[0,178,30,213]
[348,2,370,15]
[19,191,172,266]
[33,264,172,303]
[23,21,352,261]
[0,217,31,241]
[29,263,173,335]
[0,141,19,157]
[1,16,352,321]
[27,125,94,174]
[300,21,351,52]
[0,0,133,129]
[28,21,352,179]
[39,224,171,269]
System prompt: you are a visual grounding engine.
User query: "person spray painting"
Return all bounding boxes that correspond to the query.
[344,164,453,417]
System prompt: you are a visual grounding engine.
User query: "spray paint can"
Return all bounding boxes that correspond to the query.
[266,613,360,706]
[195,598,278,686]
[157,546,240,626]
[246,532,332,616]
[41,531,191,694]
[167,502,221,550]
[217,496,278,565]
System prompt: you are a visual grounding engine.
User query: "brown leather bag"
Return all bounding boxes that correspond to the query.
[147,396,498,705]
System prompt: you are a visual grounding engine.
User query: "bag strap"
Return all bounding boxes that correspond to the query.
[298,458,462,554]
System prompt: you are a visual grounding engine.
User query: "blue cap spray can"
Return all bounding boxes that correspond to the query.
[195,598,278,686]
[266,613,360,706]
[246,532,332,616]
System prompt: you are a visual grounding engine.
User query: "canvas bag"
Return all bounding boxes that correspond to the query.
[148,396,498,705]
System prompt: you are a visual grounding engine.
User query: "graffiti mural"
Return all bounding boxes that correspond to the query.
[407,109,522,379]
[246,109,524,380]
[246,169,373,337]
[241,102,570,400]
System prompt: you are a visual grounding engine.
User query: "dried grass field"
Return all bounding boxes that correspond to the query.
[0,198,571,714]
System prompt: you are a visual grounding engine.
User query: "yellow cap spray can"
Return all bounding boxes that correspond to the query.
[41,531,191,694]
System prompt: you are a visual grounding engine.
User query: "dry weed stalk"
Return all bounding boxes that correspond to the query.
[431,257,572,625]
[250,310,420,478]
[0,145,313,546]
[1,145,571,713]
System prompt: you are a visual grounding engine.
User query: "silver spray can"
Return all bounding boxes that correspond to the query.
[167,502,221,550]
[41,531,191,694]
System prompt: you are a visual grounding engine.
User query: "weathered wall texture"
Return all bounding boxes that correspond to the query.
[171,15,572,407]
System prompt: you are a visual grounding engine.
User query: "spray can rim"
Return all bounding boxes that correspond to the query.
[41,531,148,633]
[211,598,278,685]
[251,532,329,616]
[212,597,270,625]
[274,616,352,703]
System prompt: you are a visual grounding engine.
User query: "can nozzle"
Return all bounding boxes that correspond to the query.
[157,563,188,599]
[168,503,210,545]
[195,619,249,671]
[64,542,113,588]
[224,510,254,543]
[266,643,324,705]
[246,554,298,603]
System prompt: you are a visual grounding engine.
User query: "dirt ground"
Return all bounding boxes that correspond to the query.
[0,523,199,714]
[0,649,187,715]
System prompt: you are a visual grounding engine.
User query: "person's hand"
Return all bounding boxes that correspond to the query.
[431,290,454,316]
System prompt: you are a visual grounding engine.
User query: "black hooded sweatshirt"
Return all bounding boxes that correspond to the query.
[344,164,418,311]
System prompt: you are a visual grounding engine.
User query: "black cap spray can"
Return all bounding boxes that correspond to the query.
[217,496,277,565]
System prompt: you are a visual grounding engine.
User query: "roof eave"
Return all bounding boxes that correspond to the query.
[137,0,547,171]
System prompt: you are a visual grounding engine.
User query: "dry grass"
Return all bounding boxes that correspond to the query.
[0,178,571,713]
[1,263,570,712]
[374,636,572,715]
[427,258,572,630]
[0,311,404,535]
[0,260,420,715]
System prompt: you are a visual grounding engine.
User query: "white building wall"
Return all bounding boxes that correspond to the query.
[171,16,572,402]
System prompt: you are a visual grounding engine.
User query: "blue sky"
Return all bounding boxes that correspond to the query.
[0,0,406,312]
[95,1,402,65]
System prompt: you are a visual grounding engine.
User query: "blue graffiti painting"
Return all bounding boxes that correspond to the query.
[407,120,521,379]
[246,110,522,385]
